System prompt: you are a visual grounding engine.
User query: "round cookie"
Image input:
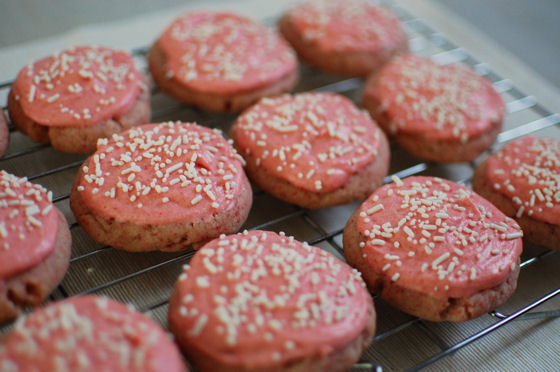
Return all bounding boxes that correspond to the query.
[0,170,71,323]
[8,46,150,153]
[473,136,560,251]
[168,230,376,372]
[0,295,187,372]
[279,0,408,77]
[70,121,252,252]
[361,54,505,163]
[0,110,9,157]
[230,93,390,208]
[149,11,298,112]
[343,176,523,322]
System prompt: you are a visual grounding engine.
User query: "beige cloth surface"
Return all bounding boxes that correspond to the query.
[0,1,559,371]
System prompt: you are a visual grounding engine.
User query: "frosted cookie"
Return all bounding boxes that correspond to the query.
[473,136,560,251]
[0,170,71,323]
[168,230,376,372]
[230,93,390,208]
[149,11,298,112]
[0,111,9,157]
[8,46,150,153]
[70,121,252,252]
[279,0,408,77]
[343,176,523,321]
[361,54,505,163]
[0,295,187,372]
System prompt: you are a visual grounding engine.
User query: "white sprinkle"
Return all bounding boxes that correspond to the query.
[403,226,414,237]
[191,195,203,205]
[391,273,400,281]
[28,85,36,102]
[489,223,507,232]
[367,204,384,215]
[453,248,464,256]
[470,268,477,280]
[196,276,210,288]
[371,239,386,246]
[188,314,208,337]
[41,205,53,216]
[391,175,403,187]
[47,93,60,102]
[506,232,523,239]
[432,252,450,268]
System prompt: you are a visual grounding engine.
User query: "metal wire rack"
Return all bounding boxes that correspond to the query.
[1,2,560,371]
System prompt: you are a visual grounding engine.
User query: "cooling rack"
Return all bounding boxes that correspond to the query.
[1,1,560,371]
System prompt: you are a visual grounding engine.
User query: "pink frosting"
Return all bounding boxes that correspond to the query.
[356,176,522,300]
[232,93,382,192]
[12,46,142,127]
[0,295,185,372]
[158,11,297,95]
[76,122,247,225]
[287,0,406,53]
[485,136,560,224]
[364,54,505,141]
[169,230,371,368]
[0,171,58,279]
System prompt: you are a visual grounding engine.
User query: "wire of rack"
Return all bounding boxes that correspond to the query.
[1,1,560,371]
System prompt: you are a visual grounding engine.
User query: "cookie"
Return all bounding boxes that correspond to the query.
[361,54,505,163]
[343,176,523,321]
[0,295,187,372]
[8,46,150,153]
[230,93,390,208]
[70,121,252,252]
[279,0,408,77]
[0,110,9,157]
[473,136,560,251]
[149,11,298,112]
[0,170,71,323]
[168,230,376,372]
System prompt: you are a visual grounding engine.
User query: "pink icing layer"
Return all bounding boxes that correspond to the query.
[356,176,522,300]
[365,54,504,141]
[485,136,560,224]
[0,171,58,279]
[0,295,185,372]
[12,46,142,127]
[169,230,371,368]
[233,93,382,193]
[287,0,406,53]
[76,122,247,225]
[158,11,297,95]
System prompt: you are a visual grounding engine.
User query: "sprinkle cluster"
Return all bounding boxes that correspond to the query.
[290,0,399,50]
[15,46,141,125]
[488,136,560,220]
[374,55,502,141]
[172,230,369,362]
[0,296,179,372]
[233,93,380,192]
[77,122,245,221]
[163,12,295,85]
[0,170,54,251]
[357,176,522,297]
